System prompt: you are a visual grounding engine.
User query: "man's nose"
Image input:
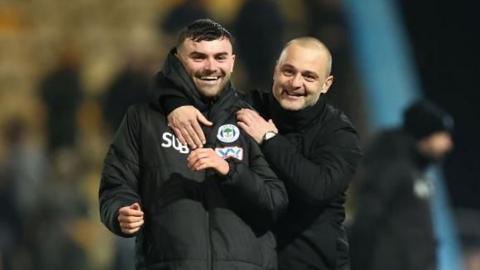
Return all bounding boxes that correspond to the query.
[204,58,218,71]
[290,73,303,88]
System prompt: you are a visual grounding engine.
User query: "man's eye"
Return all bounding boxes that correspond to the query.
[282,69,294,76]
[216,56,227,61]
[191,55,205,61]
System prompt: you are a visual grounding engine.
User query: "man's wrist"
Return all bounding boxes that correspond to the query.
[261,131,278,144]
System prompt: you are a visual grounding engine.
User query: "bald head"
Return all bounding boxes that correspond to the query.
[278,37,332,76]
[272,37,334,111]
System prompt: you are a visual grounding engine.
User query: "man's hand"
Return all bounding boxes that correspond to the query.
[236,108,278,144]
[187,148,229,175]
[118,202,144,235]
[168,106,213,149]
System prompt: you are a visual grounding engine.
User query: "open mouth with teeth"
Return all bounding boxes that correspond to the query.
[196,75,223,85]
[200,76,220,81]
[282,90,305,99]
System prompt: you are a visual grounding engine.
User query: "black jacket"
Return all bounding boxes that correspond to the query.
[99,52,288,270]
[154,86,362,270]
[249,92,362,270]
[350,129,436,270]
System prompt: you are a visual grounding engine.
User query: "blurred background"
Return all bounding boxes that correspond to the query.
[0,0,478,269]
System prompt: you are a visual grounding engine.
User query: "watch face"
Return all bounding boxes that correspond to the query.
[265,131,277,140]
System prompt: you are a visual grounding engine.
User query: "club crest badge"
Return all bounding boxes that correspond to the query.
[217,124,240,143]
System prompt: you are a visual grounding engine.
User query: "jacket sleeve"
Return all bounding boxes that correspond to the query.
[99,106,142,237]
[220,138,288,233]
[260,123,362,206]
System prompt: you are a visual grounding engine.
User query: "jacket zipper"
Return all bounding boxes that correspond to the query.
[204,175,213,270]
[206,103,214,270]
[206,210,214,270]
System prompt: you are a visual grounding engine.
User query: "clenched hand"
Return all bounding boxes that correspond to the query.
[118,202,144,234]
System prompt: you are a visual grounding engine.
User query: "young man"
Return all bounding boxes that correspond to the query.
[153,37,363,270]
[99,19,288,270]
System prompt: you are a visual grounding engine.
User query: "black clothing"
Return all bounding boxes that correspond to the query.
[39,66,83,152]
[250,92,362,270]
[153,87,362,270]
[101,67,150,132]
[232,0,285,90]
[350,129,436,270]
[99,52,288,270]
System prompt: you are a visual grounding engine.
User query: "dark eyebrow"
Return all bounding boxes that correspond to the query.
[189,51,207,57]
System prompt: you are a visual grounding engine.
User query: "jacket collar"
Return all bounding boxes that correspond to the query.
[269,94,327,133]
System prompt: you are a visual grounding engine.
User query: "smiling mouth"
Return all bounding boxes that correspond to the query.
[282,90,305,98]
[199,76,220,81]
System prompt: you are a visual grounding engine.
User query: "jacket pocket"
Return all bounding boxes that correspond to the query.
[210,208,265,267]
[145,201,208,264]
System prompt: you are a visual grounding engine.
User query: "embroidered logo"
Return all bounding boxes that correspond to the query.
[217,124,240,143]
[161,132,190,154]
[215,147,243,160]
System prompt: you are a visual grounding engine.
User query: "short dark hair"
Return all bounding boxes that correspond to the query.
[177,18,235,52]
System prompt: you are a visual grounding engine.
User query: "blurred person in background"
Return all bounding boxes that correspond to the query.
[101,52,150,134]
[232,0,285,91]
[99,19,287,270]
[38,46,84,155]
[350,99,454,270]
[0,117,48,270]
[158,0,210,49]
[151,37,363,270]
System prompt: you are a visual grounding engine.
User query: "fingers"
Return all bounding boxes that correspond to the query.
[118,203,144,235]
[118,213,144,223]
[170,119,204,149]
[119,204,144,217]
[179,124,198,149]
[171,126,187,146]
[120,219,144,234]
[236,109,262,126]
[185,121,204,148]
[187,148,229,175]
[237,121,252,133]
[192,119,207,145]
[187,149,211,168]
[197,112,213,126]
[168,106,211,149]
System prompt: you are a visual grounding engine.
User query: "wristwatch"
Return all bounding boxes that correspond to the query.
[262,131,277,144]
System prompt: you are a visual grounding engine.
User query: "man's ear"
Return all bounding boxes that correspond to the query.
[231,54,236,72]
[322,75,334,94]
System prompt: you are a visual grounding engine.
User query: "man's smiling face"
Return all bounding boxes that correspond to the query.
[272,43,333,111]
[176,37,235,98]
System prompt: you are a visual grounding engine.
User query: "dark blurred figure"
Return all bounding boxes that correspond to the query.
[0,119,27,270]
[161,0,209,34]
[350,100,454,270]
[0,118,48,270]
[27,150,90,270]
[158,0,209,48]
[100,54,150,134]
[302,0,365,131]
[456,209,480,270]
[233,0,285,91]
[39,47,84,154]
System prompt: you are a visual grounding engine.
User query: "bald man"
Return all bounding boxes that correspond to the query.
[152,37,362,270]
